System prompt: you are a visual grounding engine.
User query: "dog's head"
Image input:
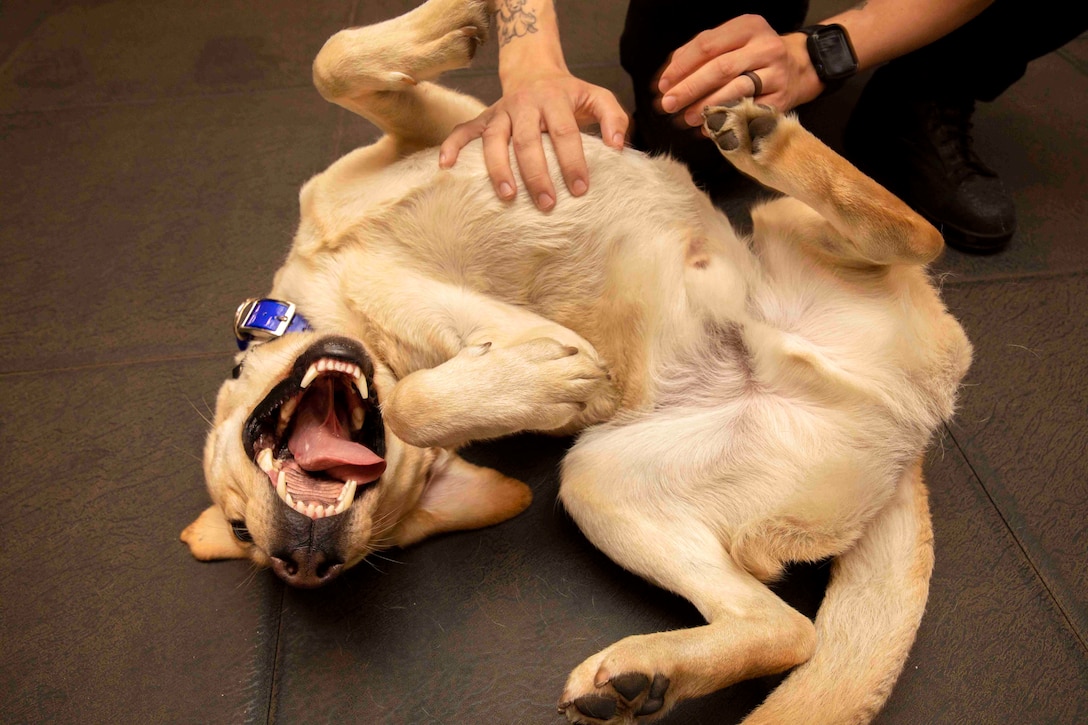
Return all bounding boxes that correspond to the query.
[182,331,444,587]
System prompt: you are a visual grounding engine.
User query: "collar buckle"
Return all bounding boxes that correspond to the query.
[234,298,311,350]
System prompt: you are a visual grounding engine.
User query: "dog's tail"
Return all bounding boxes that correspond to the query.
[742,459,933,725]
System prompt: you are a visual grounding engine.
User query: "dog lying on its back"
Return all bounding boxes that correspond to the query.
[180,0,972,722]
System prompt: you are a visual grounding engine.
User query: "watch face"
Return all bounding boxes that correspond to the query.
[812,27,858,80]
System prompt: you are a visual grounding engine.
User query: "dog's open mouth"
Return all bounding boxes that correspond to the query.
[242,337,386,520]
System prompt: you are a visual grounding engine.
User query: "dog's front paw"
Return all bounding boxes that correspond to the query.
[495,337,611,429]
[560,645,674,724]
[702,99,785,174]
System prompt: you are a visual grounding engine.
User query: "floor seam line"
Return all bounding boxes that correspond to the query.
[0,351,231,378]
[265,585,287,725]
[1056,45,1088,78]
[943,423,1088,655]
[0,83,317,116]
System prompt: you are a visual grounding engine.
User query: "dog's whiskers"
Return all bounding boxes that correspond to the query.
[186,397,213,427]
[168,442,204,465]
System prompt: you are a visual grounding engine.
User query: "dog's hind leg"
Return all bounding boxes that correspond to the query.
[312,0,494,154]
[702,100,944,267]
[557,431,816,724]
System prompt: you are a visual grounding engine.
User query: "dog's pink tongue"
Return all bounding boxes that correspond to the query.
[287,382,386,483]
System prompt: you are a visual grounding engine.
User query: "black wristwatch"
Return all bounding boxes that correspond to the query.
[798,24,858,95]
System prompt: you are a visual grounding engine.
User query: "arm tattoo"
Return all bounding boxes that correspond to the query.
[497,0,539,47]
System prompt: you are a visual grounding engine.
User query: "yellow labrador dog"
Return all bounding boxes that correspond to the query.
[181,0,971,722]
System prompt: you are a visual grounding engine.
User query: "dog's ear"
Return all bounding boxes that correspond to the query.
[390,450,533,547]
[180,505,249,561]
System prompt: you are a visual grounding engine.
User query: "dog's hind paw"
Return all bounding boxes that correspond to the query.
[559,668,672,724]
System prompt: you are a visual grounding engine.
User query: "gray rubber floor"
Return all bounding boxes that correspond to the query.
[2,1,1085,723]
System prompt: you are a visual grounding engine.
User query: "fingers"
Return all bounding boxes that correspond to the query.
[438,79,628,210]
[681,67,776,126]
[479,113,519,202]
[439,115,485,170]
[659,25,745,98]
[657,16,789,125]
[508,105,557,210]
[663,51,746,117]
[589,87,630,151]
[542,105,588,199]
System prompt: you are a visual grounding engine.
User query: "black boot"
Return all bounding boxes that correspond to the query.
[844,80,1017,254]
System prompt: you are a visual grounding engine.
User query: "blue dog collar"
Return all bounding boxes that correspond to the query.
[233,298,312,350]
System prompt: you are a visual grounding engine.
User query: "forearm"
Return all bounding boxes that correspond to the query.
[495,0,569,85]
[825,0,996,69]
[783,0,997,105]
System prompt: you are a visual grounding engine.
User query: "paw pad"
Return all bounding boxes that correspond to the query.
[704,111,729,134]
[573,695,617,720]
[609,673,649,701]
[561,672,671,723]
[715,129,739,151]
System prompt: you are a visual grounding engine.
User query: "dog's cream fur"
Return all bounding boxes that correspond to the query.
[181,0,972,722]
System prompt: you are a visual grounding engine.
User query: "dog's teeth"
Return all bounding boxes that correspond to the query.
[285,491,295,507]
[325,504,336,517]
[281,396,298,421]
[317,359,329,373]
[306,502,318,518]
[352,374,368,400]
[277,470,287,501]
[300,363,320,389]
[313,503,325,519]
[351,404,364,431]
[337,480,358,514]
[258,448,275,473]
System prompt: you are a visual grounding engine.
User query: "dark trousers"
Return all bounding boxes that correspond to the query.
[619,0,1088,180]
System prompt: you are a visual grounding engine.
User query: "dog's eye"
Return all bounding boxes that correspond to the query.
[229,519,253,543]
[231,363,243,379]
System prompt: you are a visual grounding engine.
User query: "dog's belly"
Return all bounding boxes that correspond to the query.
[292,137,758,402]
[568,376,909,579]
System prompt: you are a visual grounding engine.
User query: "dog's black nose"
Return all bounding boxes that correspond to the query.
[270,549,344,588]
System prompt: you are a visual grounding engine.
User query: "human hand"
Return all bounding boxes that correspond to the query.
[438,71,629,211]
[657,14,820,127]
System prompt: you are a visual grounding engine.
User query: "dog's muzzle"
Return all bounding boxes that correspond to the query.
[242,335,387,522]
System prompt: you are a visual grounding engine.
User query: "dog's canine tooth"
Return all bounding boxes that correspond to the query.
[300,363,320,389]
[336,480,358,514]
[351,403,364,431]
[277,470,287,501]
[258,448,275,473]
[352,370,369,398]
[285,490,295,507]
